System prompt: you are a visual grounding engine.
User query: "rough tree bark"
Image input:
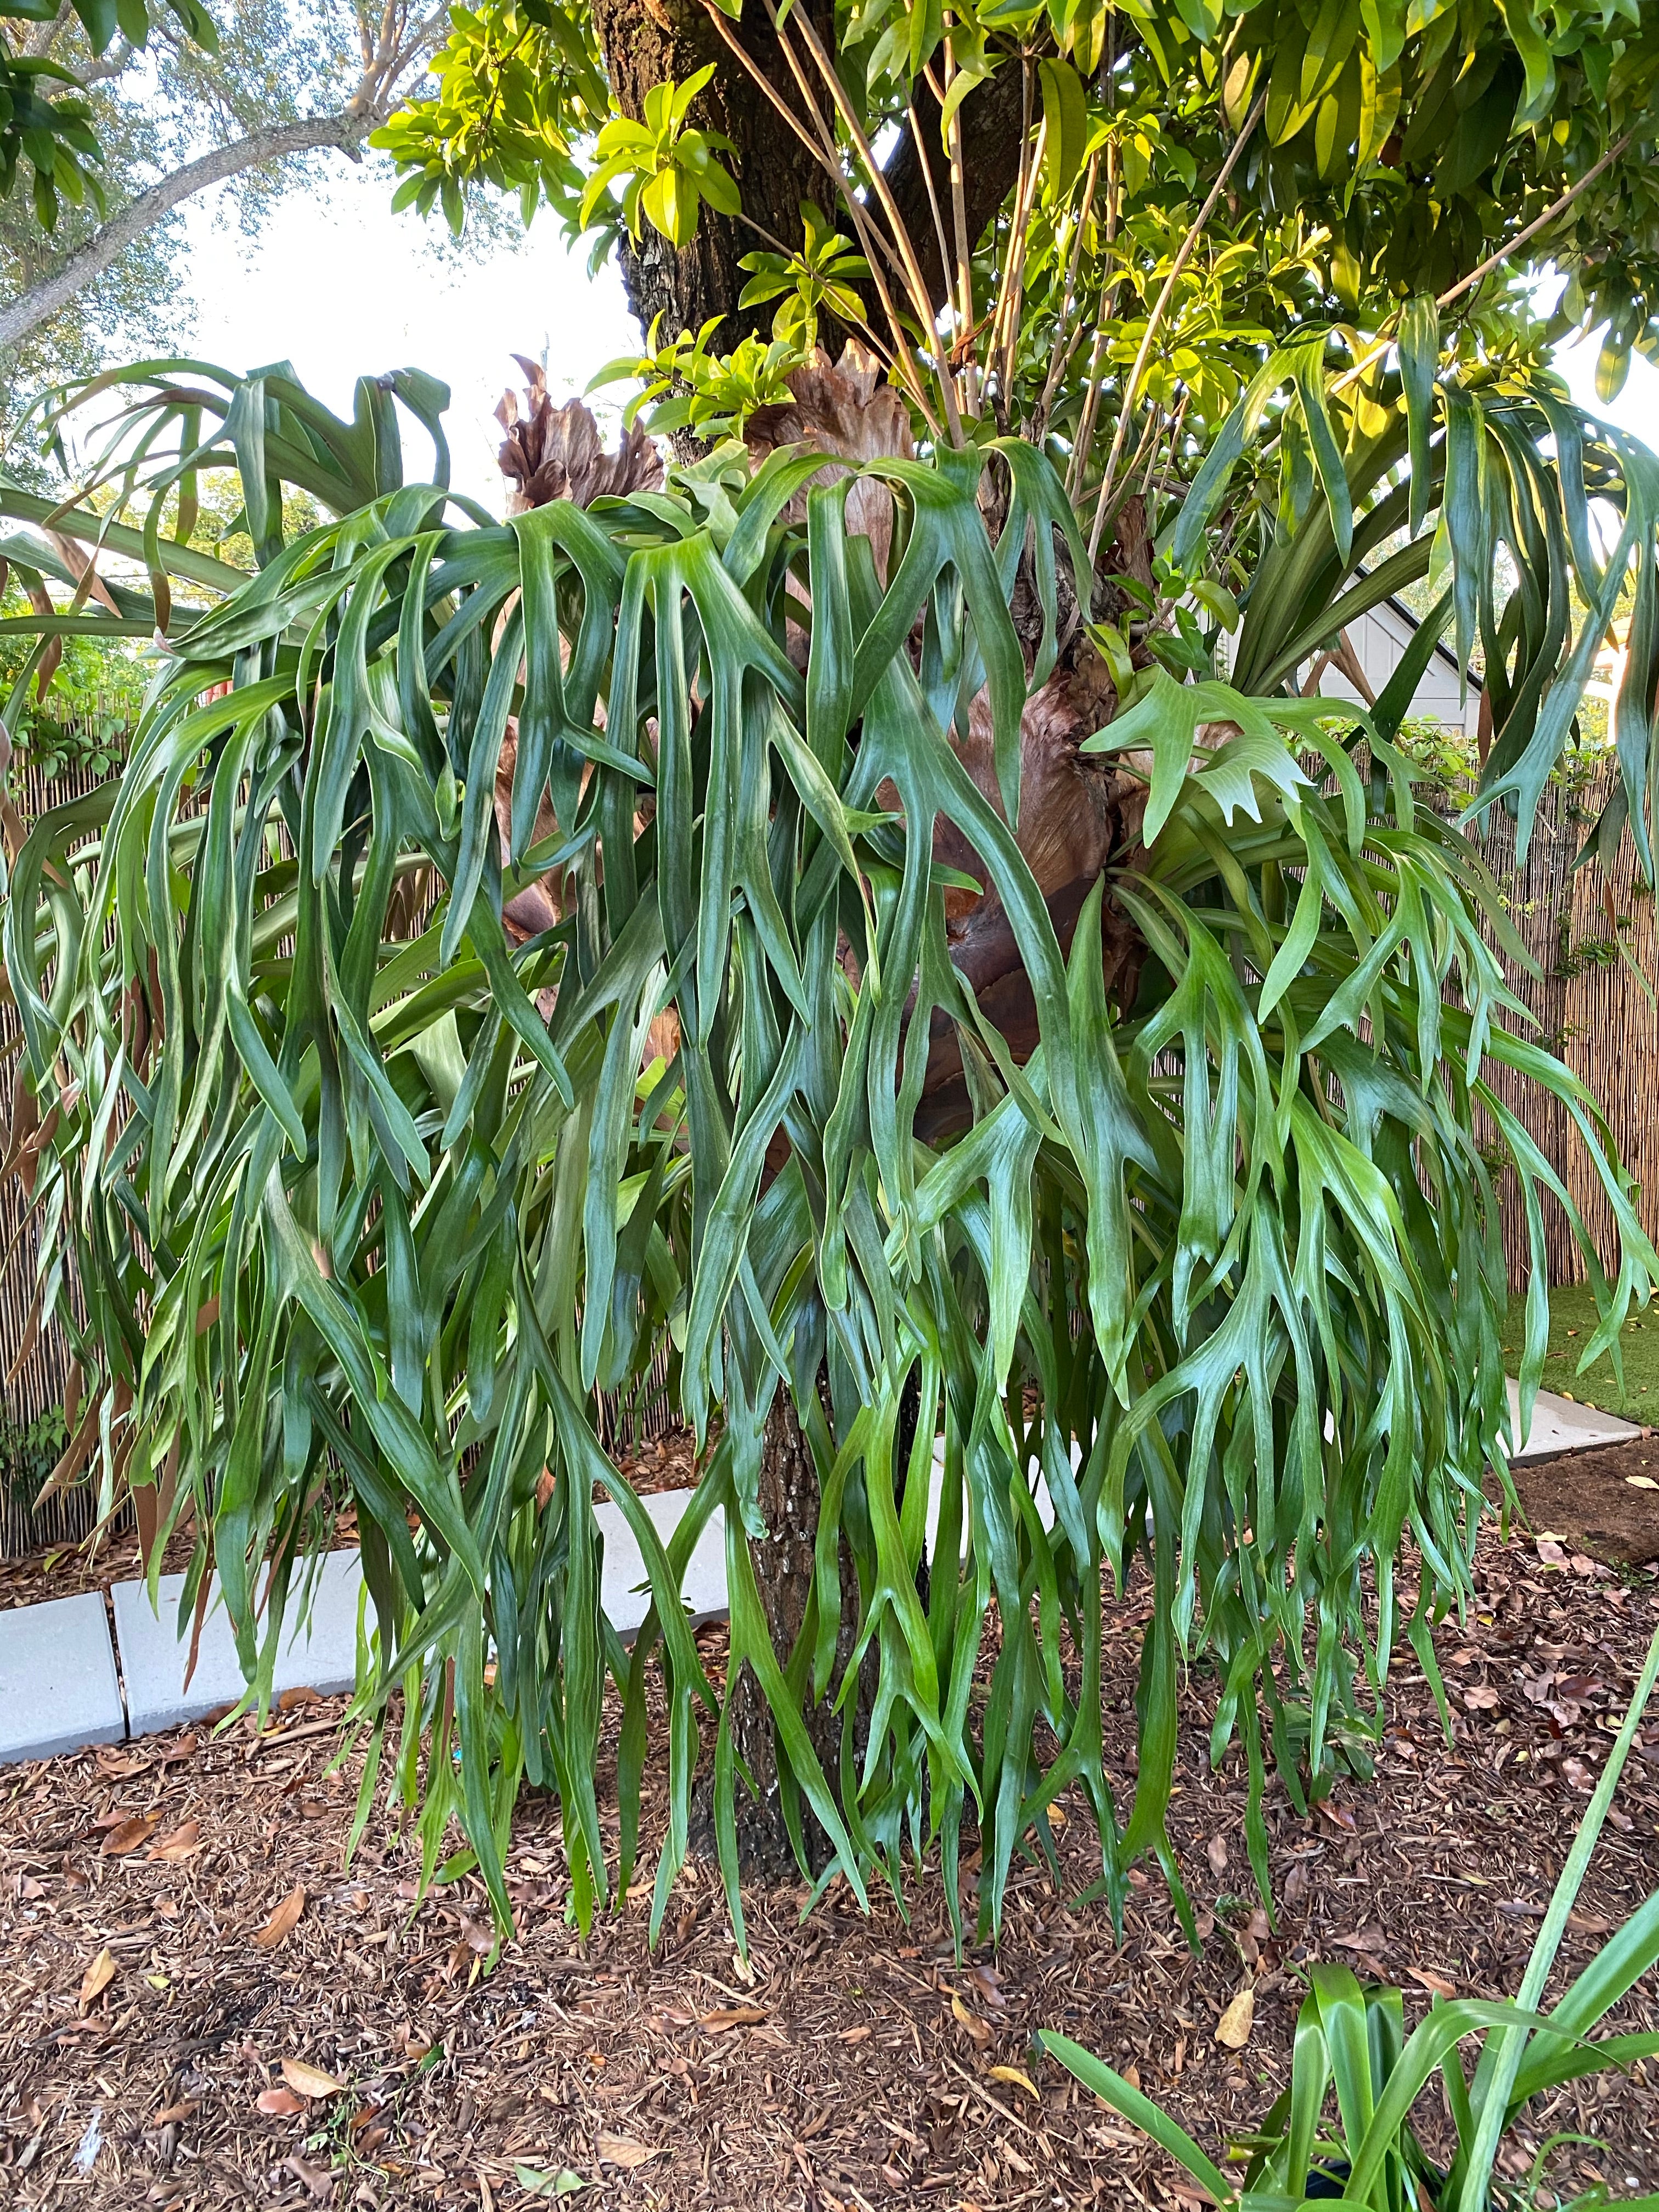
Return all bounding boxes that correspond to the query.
[586,0,1028,342]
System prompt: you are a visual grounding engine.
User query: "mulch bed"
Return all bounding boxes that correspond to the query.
[2,1520,1658,2210]
[1509,1437,1659,1567]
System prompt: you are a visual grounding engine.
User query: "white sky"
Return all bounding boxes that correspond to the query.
[175,161,640,507]
[173,156,1658,510]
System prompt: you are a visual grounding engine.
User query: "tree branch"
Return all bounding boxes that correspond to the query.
[883,68,1028,314]
[21,3,74,60]
[0,114,373,354]
[1437,128,1635,313]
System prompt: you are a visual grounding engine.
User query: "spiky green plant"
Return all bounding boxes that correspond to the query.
[1042,1623,1659,2211]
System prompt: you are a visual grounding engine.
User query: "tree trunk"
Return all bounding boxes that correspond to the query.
[711,1371,927,1877]
[589,0,835,346]
[587,0,1029,346]
[577,13,1122,1874]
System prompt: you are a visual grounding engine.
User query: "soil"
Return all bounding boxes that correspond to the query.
[2,1523,1658,2211]
[1509,1438,1659,1567]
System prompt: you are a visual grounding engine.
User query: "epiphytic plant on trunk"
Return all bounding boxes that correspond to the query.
[2,347,1656,1947]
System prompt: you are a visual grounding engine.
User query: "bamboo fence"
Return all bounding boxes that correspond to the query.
[1472,762,1658,1291]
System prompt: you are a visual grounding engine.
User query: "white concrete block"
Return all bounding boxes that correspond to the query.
[1506,1378,1640,1463]
[109,1496,727,1735]
[112,1549,363,1737]
[0,1591,126,1763]
[597,1487,727,1638]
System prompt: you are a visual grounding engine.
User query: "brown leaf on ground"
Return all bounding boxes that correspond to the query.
[251,1883,305,1947]
[283,2153,335,2202]
[280,2058,345,2100]
[100,1812,160,1855]
[146,1818,202,1863]
[1463,1685,1502,1711]
[1332,1928,1387,1956]
[77,1947,116,2010]
[1215,1988,1255,2049]
[988,2065,1040,2100]
[597,2132,663,2168]
[1409,1967,1457,1999]
[698,2006,767,2032]
[1206,1833,1228,1875]
[256,2086,306,2117]
[151,2098,198,2126]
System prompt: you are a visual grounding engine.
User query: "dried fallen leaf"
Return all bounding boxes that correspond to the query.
[1316,1800,1357,1833]
[1462,1685,1501,1712]
[1215,1987,1255,2050]
[596,2133,662,2169]
[78,1948,116,2011]
[100,1812,160,1856]
[1627,1474,1659,1492]
[1567,1910,1611,1934]
[257,2087,306,2117]
[951,1993,994,2049]
[1332,1928,1387,1957]
[151,2099,198,2128]
[988,2065,1040,2101]
[839,2025,872,2043]
[283,2154,334,2204]
[1206,1833,1228,1876]
[252,1884,305,1948]
[280,2058,345,2100]
[697,2006,767,2032]
[146,1819,202,1863]
[94,1749,150,1778]
[1409,1967,1456,2000]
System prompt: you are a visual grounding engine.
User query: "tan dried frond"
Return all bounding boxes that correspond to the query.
[745,340,913,582]
[496,354,663,514]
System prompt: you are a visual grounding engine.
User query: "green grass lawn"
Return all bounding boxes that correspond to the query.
[1503,1282,1659,1418]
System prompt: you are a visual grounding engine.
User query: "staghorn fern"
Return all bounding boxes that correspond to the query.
[1,356,1655,1953]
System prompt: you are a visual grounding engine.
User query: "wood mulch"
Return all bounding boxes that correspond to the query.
[1509,1436,1659,1567]
[2,1526,1658,2209]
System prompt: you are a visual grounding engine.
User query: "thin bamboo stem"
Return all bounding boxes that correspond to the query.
[776,0,964,443]
[1087,87,1266,565]
[1438,129,1634,313]
[941,37,979,416]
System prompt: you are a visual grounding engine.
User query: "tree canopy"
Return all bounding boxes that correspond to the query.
[381,0,1659,398]
[0,2,460,366]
